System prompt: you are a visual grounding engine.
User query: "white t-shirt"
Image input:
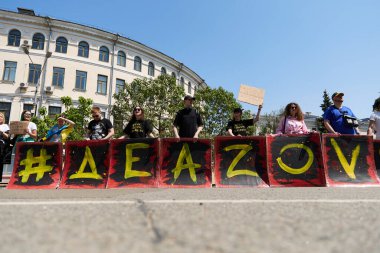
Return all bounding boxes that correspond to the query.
[370,111,380,139]
[0,124,10,142]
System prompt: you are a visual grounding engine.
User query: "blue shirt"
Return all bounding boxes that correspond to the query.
[323,105,357,134]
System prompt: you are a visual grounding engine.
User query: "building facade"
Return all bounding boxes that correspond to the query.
[0,8,206,123]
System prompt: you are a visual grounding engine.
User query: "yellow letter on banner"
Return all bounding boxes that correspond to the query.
[276,144,314,175]
[124,143,152,179]
[330,138,360,179]
[19,148,53,183]
[69,146,102,180]
[171,143,201,183]
[223,144,258,178]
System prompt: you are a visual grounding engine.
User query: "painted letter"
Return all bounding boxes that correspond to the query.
[171,143,201,183]
[223,144,258,178]
[69,146,102,180]
[276,144,314,175]
[19,148,53,183]
[124,143,152,179]
[330,138,360,179]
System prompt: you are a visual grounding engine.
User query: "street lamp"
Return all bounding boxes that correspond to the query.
[20,40,51,117]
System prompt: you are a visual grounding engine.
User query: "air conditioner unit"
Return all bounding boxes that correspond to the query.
[19,83,28,92]
[45,86,54,95]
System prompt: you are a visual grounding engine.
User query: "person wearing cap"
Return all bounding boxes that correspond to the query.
[323,92,358,134]
[173,95,203,138]
[42,114,75,143]
[226,105,262,136]
[276,102,309,134]
[367,97,380,139]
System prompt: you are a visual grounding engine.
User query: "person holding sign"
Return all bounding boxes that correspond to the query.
[367,97,380,139]
[226,105,262,136]
[43,114,75,143]
[276,103,310,134]
[173,95,203,138]
[119,106,154,139]
[323,92,359,135]
[14,110,37,143]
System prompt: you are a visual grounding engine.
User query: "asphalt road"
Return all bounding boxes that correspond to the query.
[0,187,379,253]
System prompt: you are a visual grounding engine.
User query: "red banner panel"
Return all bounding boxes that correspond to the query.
[159,138,211,188]
[374,140,380,174]
[322,134,380,186]
[214,136,268,187]
[59,140,109,189]
[267,133,325,187]
[7,142,63,189]
[107,138,158,188]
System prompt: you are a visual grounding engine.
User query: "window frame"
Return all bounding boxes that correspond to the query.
[28,64,42,85]
[117,51,126,67]
[97,74,108,95]
[75,70,87,91]
[3,61,17,82]
[55,36,68,53]
[8,29,21,47]
[134,56,142,72]
[52,67,65,87]
[78,41,89,58]
[32,33,45,50]
[99,46,109,62]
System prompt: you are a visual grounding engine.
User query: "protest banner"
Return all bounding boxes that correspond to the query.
[107,138,158,188]
[214,136,268,187]
[237,84,265,106]
[9,121,29,135]
[374,140,380,173]
[266,133,325,187]
[159,138,212,188]
[7,142,63,189]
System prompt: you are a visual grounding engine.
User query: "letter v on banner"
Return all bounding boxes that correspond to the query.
[322,134,380,186]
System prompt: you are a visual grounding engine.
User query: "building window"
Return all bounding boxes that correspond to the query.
[28,64,42,84]
[171,72,176,79]
[148,62,155,76]
[134,56,141,72]
[52,67,65,87]
[0,102,12,124]
[99,46,109,62]
[32,33,45,50]
[3,61,17,82]
[48,106,62,118]
[188,82,192,94]
[97,75,108,95]
[115,78,125,93]
[75,70,87,90]
[194,85,197,93]
[117,51,126,67]
[78,41,89,58]
[23,104,34,115]
[161,67,167,75]
[180,77,184,89]
[55,37,68,53]
[8,29,21,47]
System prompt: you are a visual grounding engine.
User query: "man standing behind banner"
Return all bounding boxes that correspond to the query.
[173,95,203,138]
[227,105,262,136]
[87,106,114,140]
[323,92,359,134]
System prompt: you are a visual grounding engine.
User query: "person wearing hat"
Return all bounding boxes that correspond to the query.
[173,95,203,138]
[323,92,359,134]
[367,97,380,139]
[226,105,262,136]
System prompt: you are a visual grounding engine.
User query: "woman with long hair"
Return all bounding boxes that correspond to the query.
[367,97,380,139]
[15,110,38,142]
[276,102,310,134]
[119,106,154,138]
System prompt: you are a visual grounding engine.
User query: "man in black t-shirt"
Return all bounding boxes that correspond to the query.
[173,95,203,138]
[87,106,114,140]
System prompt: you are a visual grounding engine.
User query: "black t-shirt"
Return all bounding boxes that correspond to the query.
[226,119,253,136]
[88,118,113,140]
[173,108,203,138]
[123,119,153,138]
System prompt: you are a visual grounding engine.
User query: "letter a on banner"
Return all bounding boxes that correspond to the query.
[159,138,212,188]
[107,138,158,188]
[7,142,63,189]
[214,136,268,187]
[266,133,325,187]
[322,134,380,186]
[59,140,109,189]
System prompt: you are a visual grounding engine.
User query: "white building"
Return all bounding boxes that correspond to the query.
[0,7,207,123]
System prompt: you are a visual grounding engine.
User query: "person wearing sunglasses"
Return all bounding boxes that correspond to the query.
[173,95,203,138]
[14,110,38,143]
[119,106,154,139]
[87,106,114,140]
[276,102,310,134]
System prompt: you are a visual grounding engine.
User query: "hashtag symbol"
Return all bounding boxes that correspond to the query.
[18,148,53,183]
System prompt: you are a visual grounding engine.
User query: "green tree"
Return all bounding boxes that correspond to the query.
[112,75,185,137]
[320,89,332,113]
[195,86,240,138]
[32,106,54,140]
[258,109,283,135]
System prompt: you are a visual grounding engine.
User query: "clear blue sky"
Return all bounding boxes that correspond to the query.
[2,0,380,118]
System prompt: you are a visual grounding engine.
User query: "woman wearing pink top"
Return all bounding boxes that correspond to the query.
[276,102,310,134]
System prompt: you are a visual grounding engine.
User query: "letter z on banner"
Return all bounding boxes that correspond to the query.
[159,138,212,188]
[7,142,63,189]
[322,134,380,186]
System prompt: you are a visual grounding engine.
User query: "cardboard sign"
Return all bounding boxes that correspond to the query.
[214,136,268,187]
[159,138,212,188]
[266,133,325,187]
[322,134,380,186]
[374,140,380,173]
[107,138,158,188]
[7,142,63,189]
[9,121,29,135]
[237,85,265,106]
[59,140,109,189]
